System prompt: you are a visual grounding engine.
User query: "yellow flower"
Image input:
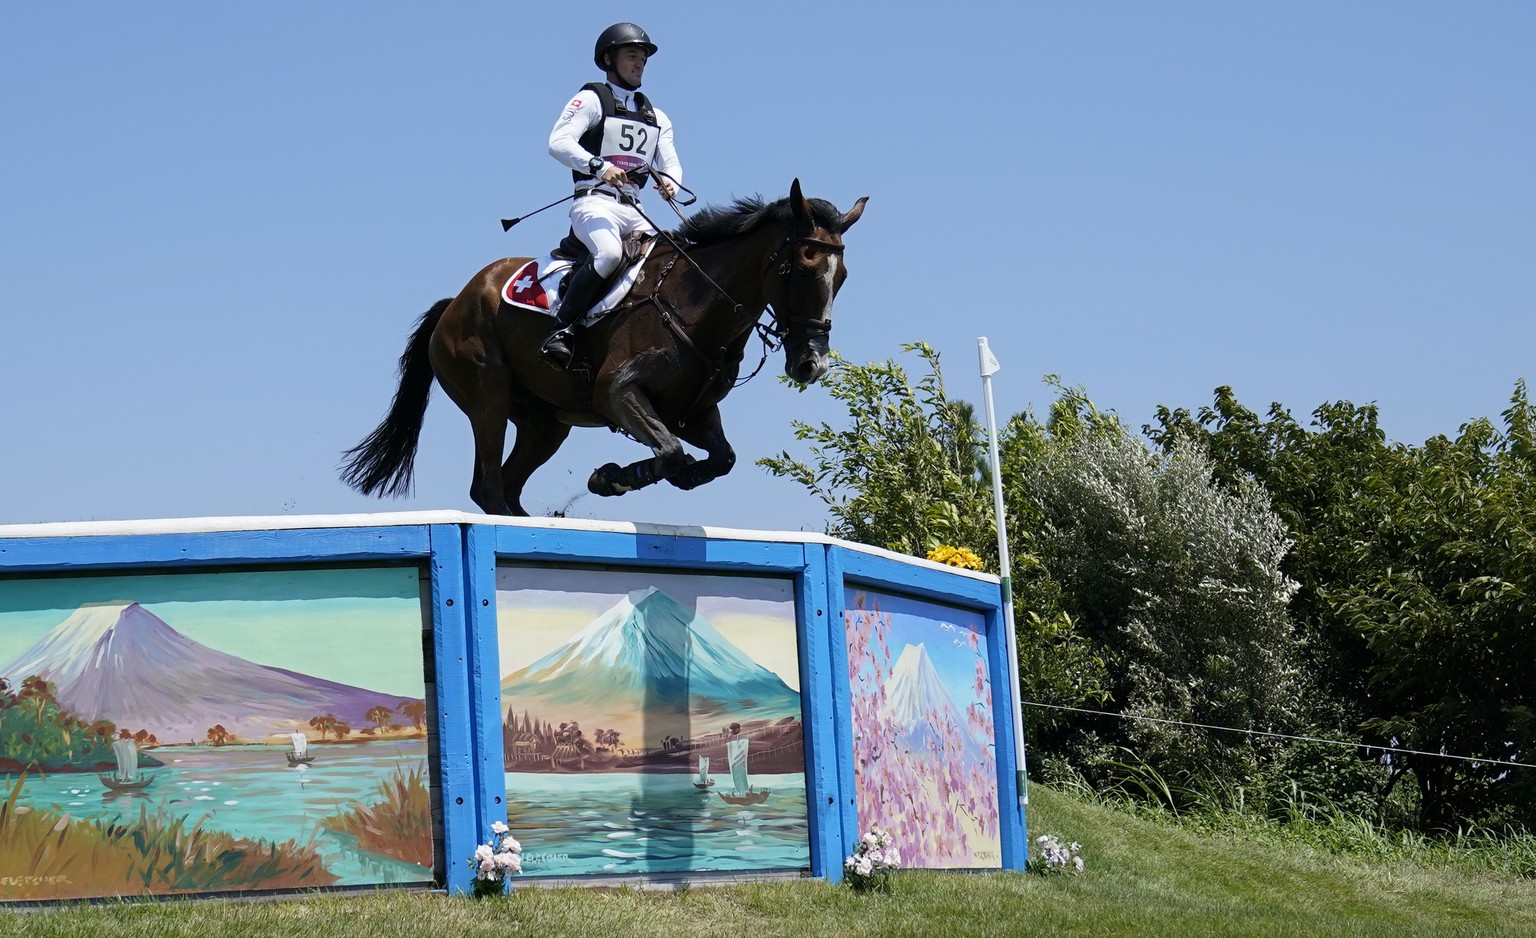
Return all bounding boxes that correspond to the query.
[927,545,984,571]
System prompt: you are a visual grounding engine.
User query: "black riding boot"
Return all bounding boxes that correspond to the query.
[539,259,609,369]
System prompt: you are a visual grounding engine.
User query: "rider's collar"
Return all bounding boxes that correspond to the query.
[605,80,641,104]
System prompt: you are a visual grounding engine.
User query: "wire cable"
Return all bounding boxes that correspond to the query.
[1020,700,1536,769]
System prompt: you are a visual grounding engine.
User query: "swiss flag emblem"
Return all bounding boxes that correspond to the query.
[503,260,549,309]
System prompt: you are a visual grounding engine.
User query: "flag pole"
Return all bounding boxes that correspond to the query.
[978,336,1029,807]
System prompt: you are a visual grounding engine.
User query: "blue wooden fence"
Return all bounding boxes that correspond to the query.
[0,513,1025,900]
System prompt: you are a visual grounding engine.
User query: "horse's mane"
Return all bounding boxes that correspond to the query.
[670,195,850,247]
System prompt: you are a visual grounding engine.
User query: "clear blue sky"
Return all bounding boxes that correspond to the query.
[4,4,1531,532]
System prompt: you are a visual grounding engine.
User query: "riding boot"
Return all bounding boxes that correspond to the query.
[539,259,609,369]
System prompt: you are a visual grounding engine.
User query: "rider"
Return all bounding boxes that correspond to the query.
[541,22,683,368]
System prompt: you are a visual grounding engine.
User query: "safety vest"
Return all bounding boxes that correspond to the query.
[573,82,660,187]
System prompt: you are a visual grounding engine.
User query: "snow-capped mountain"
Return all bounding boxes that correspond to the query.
[502,587,800,722]
[879,642,988,756]
[881,642,963,727]
[1,601,418,743]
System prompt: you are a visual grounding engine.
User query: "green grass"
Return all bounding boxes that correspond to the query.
[6,785,1535,937]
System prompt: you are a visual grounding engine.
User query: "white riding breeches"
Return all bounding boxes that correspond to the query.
[570,194,656,277]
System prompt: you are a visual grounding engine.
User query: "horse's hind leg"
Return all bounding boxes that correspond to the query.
[502,406,572,516]
[444,365,517,515]
[466,407,515,515]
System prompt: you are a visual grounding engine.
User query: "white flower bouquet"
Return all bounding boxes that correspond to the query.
[843,826,900,893]
[467,819,524,897]
[1030,833,1084,875]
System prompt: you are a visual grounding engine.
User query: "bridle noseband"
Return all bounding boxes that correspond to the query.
[760,234,844,342]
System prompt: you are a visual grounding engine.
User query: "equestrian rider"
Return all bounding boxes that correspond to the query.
[541,22,683,368]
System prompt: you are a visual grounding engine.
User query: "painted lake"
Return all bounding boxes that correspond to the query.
[504,771,809,877]
[14,739,430,886]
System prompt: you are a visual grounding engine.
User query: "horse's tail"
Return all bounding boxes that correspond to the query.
[339,298,452,498]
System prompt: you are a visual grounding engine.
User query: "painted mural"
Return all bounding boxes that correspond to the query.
[495,565,809,876]
[845,587,1001,868]
[0,567,433,901]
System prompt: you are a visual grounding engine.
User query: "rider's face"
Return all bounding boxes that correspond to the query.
[607,45,648,87]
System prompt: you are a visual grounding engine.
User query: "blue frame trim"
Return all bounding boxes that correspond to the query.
[794,542,842,880]
[826,546,1026,872]
[0,526,431,572]
[460,523,508,888]
[427,524,479,895]
[482,524,841,879]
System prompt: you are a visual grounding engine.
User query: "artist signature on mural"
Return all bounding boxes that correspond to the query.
[521,851,572,867]
[1,875,71,887]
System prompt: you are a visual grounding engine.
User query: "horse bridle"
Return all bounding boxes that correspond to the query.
[611,216,846,415]
[760,235,844,344]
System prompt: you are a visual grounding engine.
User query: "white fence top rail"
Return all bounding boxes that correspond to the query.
[0,511,998,583]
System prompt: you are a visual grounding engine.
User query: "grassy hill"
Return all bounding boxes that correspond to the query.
[9,785,1536,937]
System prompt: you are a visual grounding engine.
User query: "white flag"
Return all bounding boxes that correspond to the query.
[977,337,1001,377]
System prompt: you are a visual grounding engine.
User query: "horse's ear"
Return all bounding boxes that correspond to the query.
[837,197,869,233]
[789,178,812,230]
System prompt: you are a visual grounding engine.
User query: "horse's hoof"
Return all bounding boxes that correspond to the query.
[588,463,625,496]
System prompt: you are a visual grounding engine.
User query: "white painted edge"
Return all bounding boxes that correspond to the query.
[0,510,998,584]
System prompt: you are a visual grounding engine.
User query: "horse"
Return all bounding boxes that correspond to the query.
[340,179,867,516]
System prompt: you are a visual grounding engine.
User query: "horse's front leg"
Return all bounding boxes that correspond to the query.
[587,380,693,497]
[668,405,735,491]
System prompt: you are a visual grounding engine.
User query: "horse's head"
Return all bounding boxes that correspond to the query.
[770,179,867,384]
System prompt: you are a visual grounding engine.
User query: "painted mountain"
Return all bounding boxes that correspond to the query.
[502,587,800,737]
[879,642,990,761]
[0,601,420,743]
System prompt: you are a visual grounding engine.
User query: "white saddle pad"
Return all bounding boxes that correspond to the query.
[500,242,655,324]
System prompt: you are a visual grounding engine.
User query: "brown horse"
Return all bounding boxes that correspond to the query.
[340,179,866,516]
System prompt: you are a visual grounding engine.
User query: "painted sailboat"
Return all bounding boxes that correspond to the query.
[716,738,770,805]
[693,755,715,790]
[98,738,154,791]
[285,731,315,766]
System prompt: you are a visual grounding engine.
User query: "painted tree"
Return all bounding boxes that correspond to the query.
[399,699,427,731]
[366,705,394,731]
[309,713,339,741]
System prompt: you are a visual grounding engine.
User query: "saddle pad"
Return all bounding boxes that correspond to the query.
[500,241,655,324]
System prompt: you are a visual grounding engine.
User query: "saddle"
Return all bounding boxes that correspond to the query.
[501,233,655,324]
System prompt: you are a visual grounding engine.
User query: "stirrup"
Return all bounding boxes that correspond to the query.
[539,326,577,368]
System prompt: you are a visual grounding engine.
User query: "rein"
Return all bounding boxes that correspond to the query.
[613,197,841,421]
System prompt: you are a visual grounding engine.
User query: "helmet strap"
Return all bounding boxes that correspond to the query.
[609,74,640,92]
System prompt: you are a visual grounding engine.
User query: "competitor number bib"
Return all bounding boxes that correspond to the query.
[599,117,655,174]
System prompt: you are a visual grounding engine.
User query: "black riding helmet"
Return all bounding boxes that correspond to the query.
[593,22,658,70]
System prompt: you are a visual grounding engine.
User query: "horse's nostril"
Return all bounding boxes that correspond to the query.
[791,359,823,384]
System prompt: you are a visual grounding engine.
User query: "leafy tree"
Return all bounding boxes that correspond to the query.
[764,348,1302,800]
[1021,421,1303,789]
[1151,381,1536,830]
[761,342,995,558]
